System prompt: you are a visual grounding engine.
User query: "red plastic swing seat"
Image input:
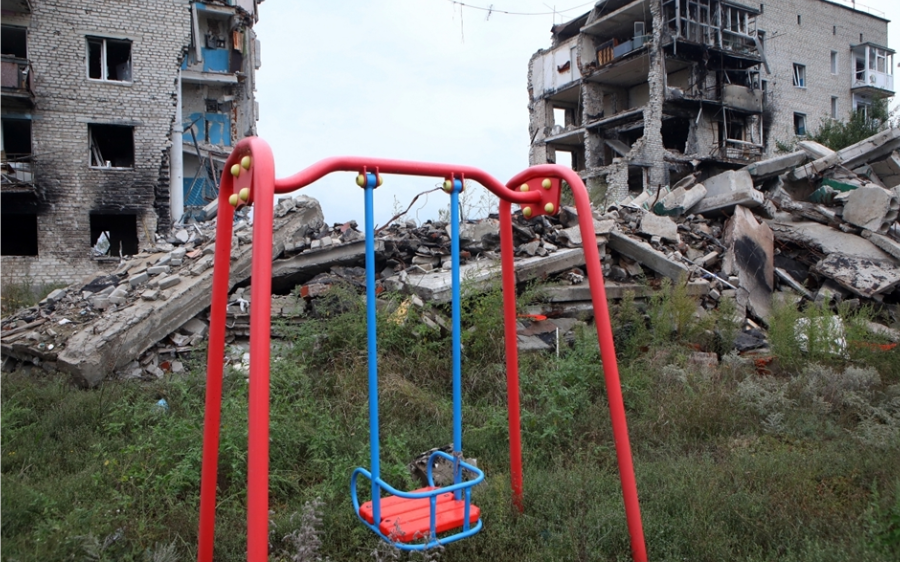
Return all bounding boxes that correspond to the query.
[359,487,481,543]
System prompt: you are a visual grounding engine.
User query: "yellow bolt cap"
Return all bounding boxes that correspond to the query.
[239,187,250,202]
[241,155,251,170]
[356,174,366,187]
[228,193,239,207]
[230,164,241,177]
[443,180,453,192]
[377,175,384,186]
[520,183,529,192]
[542,178,552,189]
[523,206,533,218]
[544,202,555,214]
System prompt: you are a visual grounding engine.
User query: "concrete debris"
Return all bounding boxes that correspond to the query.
[3,129,900,386]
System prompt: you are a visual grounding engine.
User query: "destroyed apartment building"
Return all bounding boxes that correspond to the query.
[527,0,894,202]
[1,0,263,286]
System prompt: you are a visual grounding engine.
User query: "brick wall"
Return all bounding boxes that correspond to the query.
[1,0,192,285]
[758,0,889,151]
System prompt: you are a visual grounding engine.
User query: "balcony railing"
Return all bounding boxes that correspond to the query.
[852,70,894,94]
[1,57,34,99]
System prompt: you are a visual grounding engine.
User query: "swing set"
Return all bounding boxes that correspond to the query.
[196,137,648,562]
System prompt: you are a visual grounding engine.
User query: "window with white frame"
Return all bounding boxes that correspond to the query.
[793,63,806,88]
[87,37,132,82]
[794,112,807,136]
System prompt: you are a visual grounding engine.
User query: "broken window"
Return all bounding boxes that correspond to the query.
[831,51,838,74]
[794,113,807,136]
[1,25,27,58]
[87,37,132,82]
[89,124,134,168]
[2,118,32,156]
[553,107,567,128]
[792,64,806,88]
[555,149,573,170]
[1,195,38,256]
[90,213,138,257]
[831,97,839,119]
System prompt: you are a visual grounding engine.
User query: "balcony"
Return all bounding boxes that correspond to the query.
[851,43,895,97]
[1,153,35,193]
[1,57,34,106]
[531,36,581,99]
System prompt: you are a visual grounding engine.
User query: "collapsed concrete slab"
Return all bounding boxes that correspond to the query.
[841,185,899,232]
[744,150,808,179]
[54,197,325,387]
[607,231,689,281]
[723,206,774,320]
[793,127,900,181]
[812,253,900,298]
[861,230,900,260]
[767,217,893,261]
[271,239,383,292]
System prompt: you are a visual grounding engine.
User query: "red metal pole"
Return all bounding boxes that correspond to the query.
[499,200,524,512]
[245,139,276,562]
[569,172,647,562]
[196,160,236,562]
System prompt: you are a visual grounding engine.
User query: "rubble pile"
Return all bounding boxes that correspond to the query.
[3,129,900,386]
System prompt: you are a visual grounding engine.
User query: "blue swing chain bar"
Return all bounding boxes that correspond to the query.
[350,172,485,550]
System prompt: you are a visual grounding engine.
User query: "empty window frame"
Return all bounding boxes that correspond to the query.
[831,97,839,119]
[87,37,132,82]
[792,63,806,88]
[831,51,838,74]
[794,112,807,136]
[89,124,134,168]
[2,118,32,156]
[90,213,138,257]
[1,25,27,58]
[1,203,38,256]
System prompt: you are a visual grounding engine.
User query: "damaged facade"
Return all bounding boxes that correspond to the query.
[527,0,894,203]
[1,0,262,286]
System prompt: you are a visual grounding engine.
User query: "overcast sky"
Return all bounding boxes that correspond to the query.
[253,0,899,227]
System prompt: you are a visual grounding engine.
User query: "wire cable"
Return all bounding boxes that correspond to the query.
[447,0,596,17]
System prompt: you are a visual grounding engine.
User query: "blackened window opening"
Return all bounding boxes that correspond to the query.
[90,213,138,256]
[1,211,38,256]
[2,119,31,155]
[1,25,27,58]
[89,124,134,168]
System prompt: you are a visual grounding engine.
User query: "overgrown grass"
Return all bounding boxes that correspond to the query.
[3,282,899,560]
[1,278,67,317]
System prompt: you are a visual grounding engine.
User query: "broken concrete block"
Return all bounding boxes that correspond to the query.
[157,276,181,290]
[180,318,208,336]
[91,296,111,309]
[639,213,679,243]
[141,290,159,301]
[842,186,899,232]
[128,272,149,288]
[653,182,707,217]
[724,206,774,320]
[797,140,835,160]
[147,265,170,276]
[813,253,900,298]
[109,296,127,307]
[43,288,67,304]
[744,150,808,179]
[607,231,689,282]
[860,230,900,260]
[689,170,763,215]
[793,127,900,181]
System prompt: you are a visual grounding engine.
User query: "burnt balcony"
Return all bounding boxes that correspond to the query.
[1,152,35,193]
[1,56,34,106]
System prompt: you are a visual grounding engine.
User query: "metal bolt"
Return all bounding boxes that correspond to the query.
[542,178,552,189]
[239,187,250,202]
[229,193,239,207]
[523,206,533,218]
[443,180,453,192]
[544,202,555,214]
[231,164,241,177]
[356,174,366,187]
[520,183,529,192]
[241,155,251,170]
